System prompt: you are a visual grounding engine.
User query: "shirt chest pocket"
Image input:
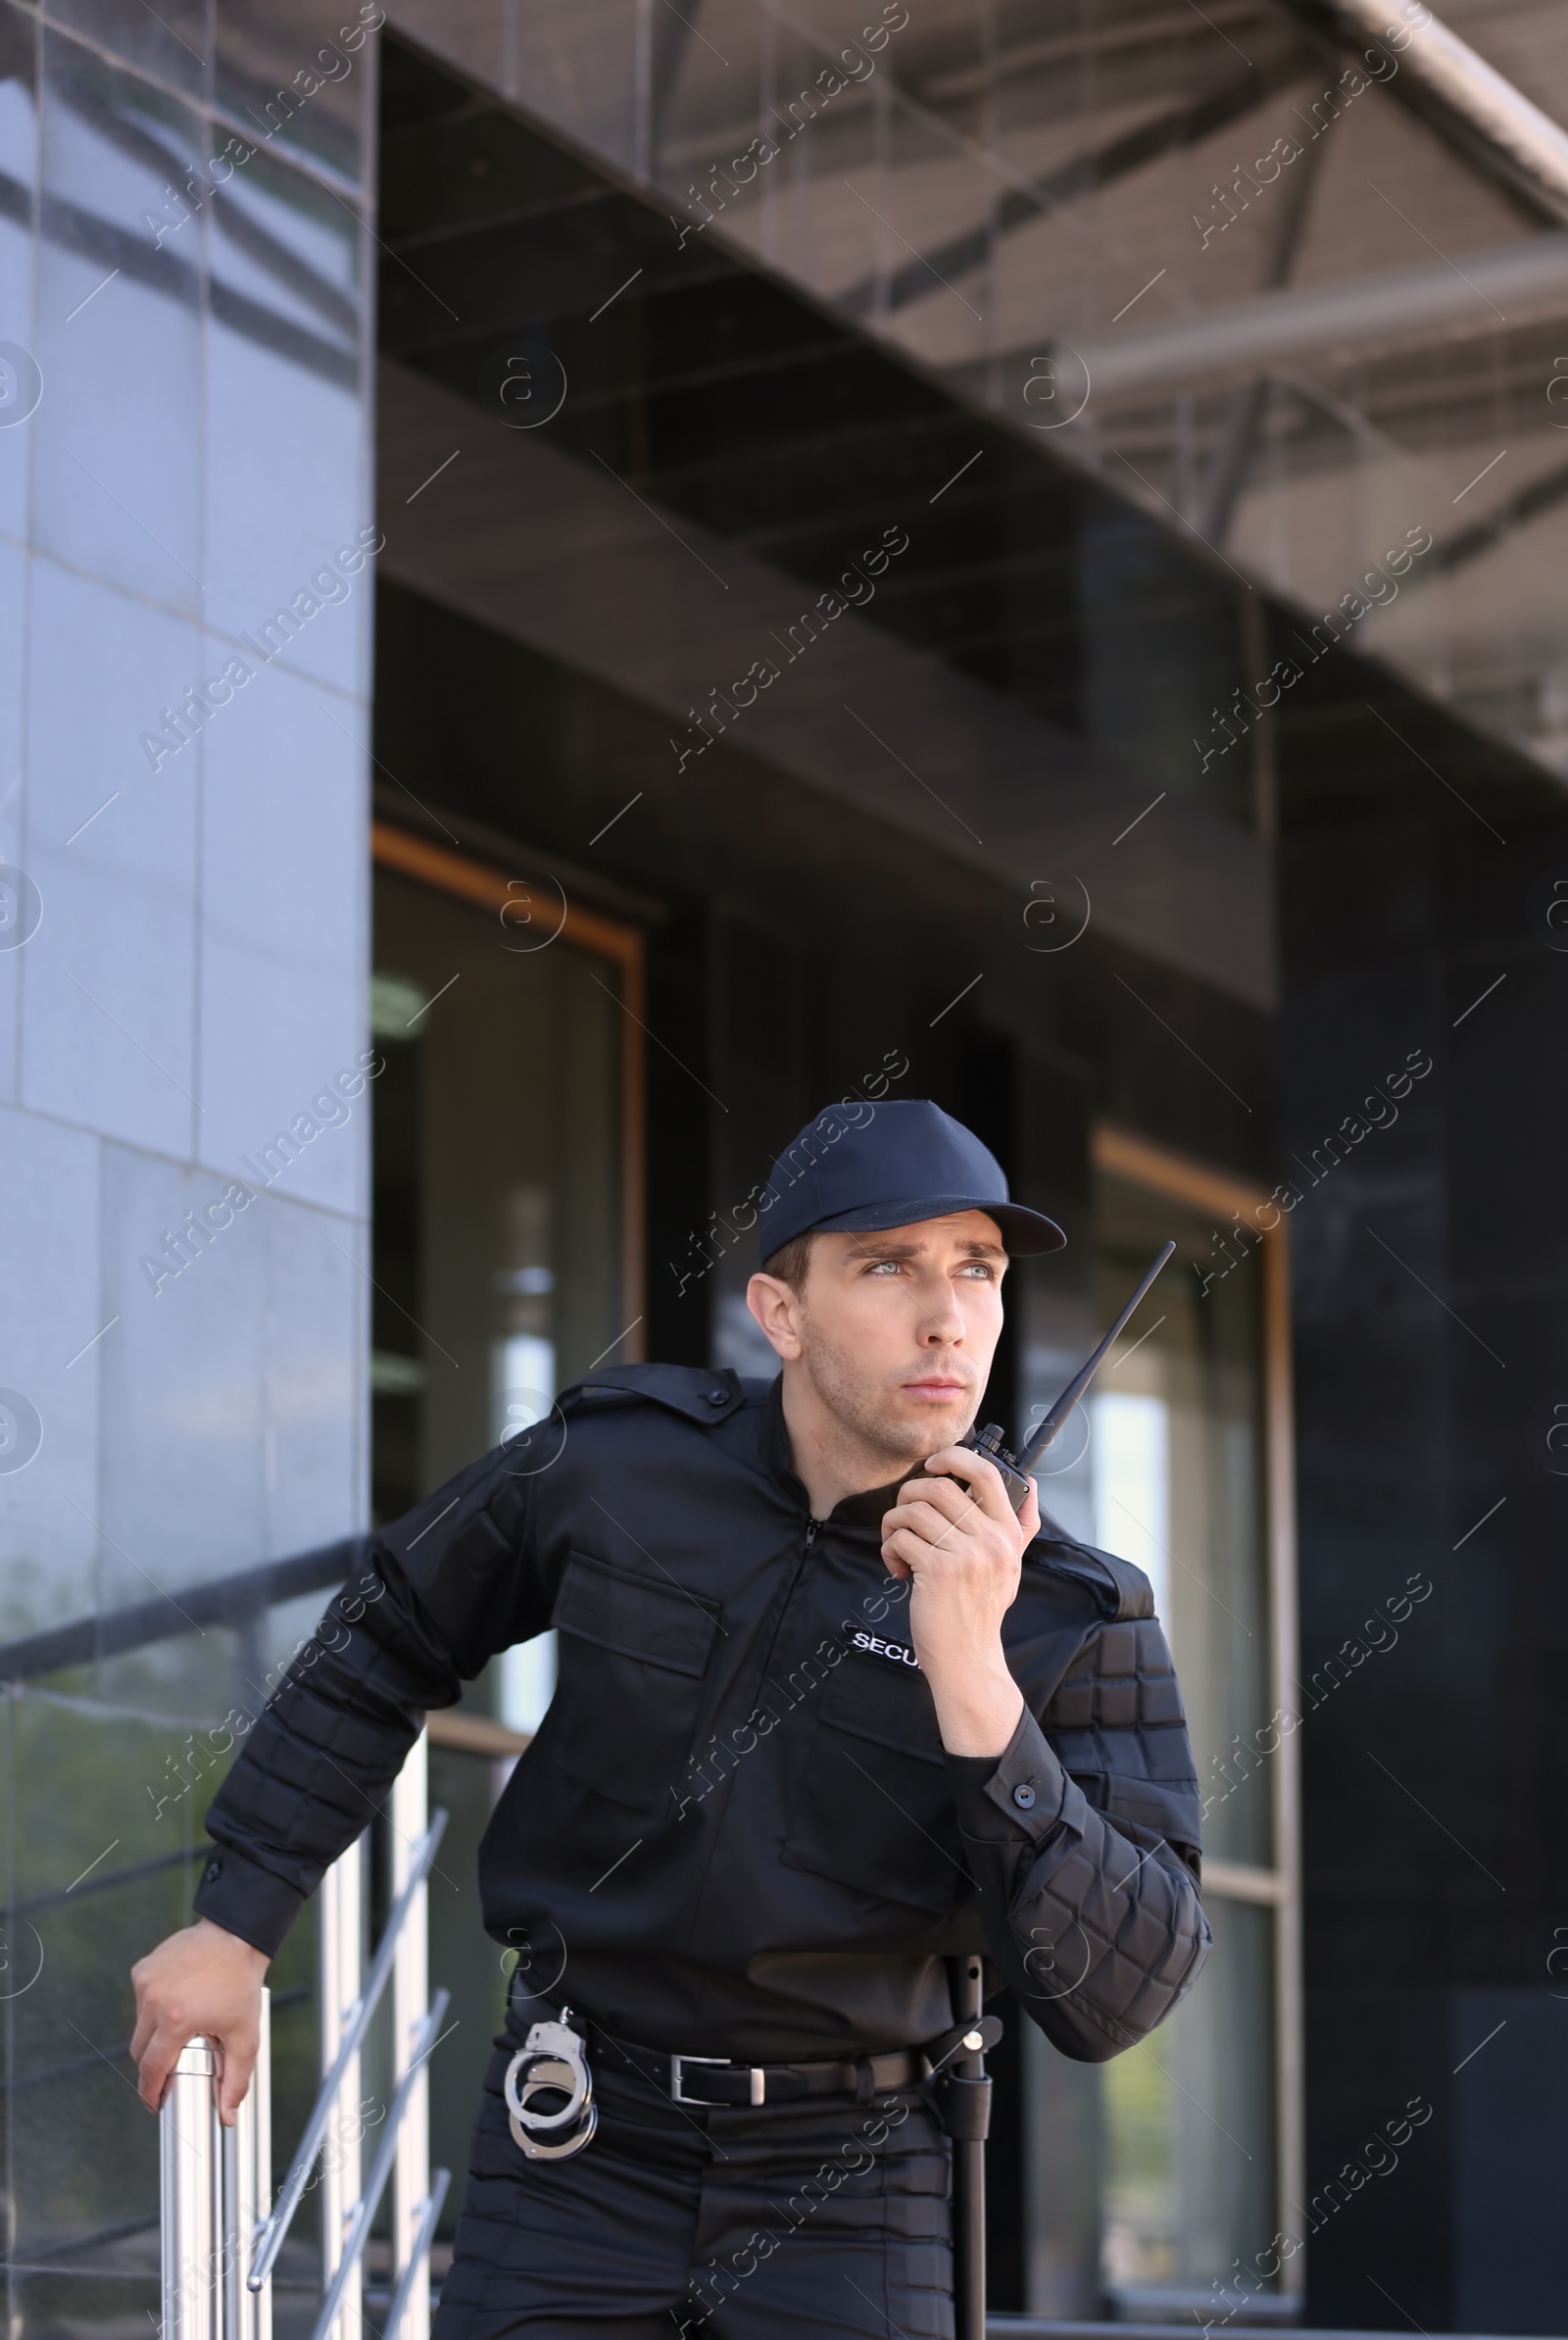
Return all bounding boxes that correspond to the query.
[547,1551,720,1815]
[780,1658,960,1917]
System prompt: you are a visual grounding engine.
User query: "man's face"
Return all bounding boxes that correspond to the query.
[754,1210,1008,1470]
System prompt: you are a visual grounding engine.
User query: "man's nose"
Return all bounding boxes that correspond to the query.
[917,1285,965,1342]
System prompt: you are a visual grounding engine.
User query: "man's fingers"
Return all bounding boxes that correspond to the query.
[216,2036,258,2126]
[136,2019,185,2115]
[897,1472,973,1526]
[883,1519,986,1570]
[884,1494,988,1550]
[134,2006,258,2123]
[881,1526,933,1575]
[924,1447,1012,1521]
[129,1994,156,2071]
[883,1506,960,1555]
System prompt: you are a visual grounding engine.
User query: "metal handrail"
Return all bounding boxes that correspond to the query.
[160,1990,270,2340]
[162,2036,220,2340]
[127,1536,452,2340]
[227,1987,271,2340]
[309,1991,451,2340]
[248,1809,450,2289]
[383,2168,453,2340]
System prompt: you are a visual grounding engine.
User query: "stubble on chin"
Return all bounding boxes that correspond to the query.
[804,1335,973,1473]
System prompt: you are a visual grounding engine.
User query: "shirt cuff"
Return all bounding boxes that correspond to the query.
[946,1704,1068,1846]
[191,1842,305,1958]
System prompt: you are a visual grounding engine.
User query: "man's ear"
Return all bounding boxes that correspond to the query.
[746,1271,805,1361]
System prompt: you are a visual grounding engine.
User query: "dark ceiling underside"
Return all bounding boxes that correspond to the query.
[375,29,1557,842]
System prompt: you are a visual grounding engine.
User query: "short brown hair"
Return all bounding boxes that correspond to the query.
[760,1230,817,1294]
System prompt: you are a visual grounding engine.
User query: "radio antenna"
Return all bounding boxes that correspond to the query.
[1014,1239,1176,1475]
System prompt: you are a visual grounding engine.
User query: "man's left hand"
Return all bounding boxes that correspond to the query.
[880,1449,1037,1758]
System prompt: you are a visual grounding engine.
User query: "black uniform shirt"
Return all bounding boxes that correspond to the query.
[195,1365,1210,2063]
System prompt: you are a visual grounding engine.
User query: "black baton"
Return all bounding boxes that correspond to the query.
[947,1952,992,2340]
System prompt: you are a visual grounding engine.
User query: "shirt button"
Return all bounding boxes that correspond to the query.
[204,1860,222,1882]
[1012,1783,1037,1811]
[706,1389,727,1406]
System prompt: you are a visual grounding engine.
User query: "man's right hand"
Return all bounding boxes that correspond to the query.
[131,1917,270,2125]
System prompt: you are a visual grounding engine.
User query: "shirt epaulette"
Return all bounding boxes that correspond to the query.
[558,1363,747,1425]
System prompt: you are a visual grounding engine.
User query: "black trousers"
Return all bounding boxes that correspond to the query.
[432,2010,955,2340]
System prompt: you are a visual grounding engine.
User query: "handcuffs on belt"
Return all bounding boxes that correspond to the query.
[504,2009,598,2161]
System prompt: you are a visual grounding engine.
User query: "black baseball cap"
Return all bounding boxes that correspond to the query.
[758,1099,1065,1261]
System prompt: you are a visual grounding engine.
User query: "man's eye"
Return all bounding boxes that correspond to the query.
[867,1258,901,1274]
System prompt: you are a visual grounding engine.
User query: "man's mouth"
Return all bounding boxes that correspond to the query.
[899,1375,970,1400]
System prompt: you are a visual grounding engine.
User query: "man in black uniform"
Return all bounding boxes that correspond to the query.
[131,1100,1209,2339]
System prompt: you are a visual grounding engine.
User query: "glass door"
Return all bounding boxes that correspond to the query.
[368,823,643,2225]
[1017,1126,1300,2320]
[1087,1130,1299,2319]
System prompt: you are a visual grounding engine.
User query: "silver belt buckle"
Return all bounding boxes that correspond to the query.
[505,2010,597,2161]
[670,2053,766,2107]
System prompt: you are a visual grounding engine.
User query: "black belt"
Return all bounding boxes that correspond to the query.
[588,2014,1002,2111]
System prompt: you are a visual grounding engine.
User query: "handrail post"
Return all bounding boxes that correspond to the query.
[161,1833,449,2335]
[319,1841,365,2340]
[162,2038,220,2340]
[391,1733,433,2340]
[308,1992,451,2340]
[256,1986,272,2340]
[249,1814,449,2292]
[224,1987,271,2340]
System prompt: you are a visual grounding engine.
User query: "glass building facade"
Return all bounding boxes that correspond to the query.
[4,2,1568,2335]
[0,2,375,2329]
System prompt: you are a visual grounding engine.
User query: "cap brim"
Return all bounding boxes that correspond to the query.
[808,1193,1066,1256]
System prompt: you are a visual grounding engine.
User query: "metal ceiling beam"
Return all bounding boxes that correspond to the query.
[835,45,1310,321]
[1198,112,1335,542]
[1274,0,1568,224]
[1063,229,1568,397]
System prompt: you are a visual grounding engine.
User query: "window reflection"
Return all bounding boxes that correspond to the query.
[369,856,630,1513]
[1102,1898,1279,2303]
[1090,1154,1280,2306]
[1093,1389,1172,1624]
[216,0,370,189]
[1094,1164,1272,1871]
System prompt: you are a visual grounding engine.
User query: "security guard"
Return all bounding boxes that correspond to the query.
[131,1100,1210,2339]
